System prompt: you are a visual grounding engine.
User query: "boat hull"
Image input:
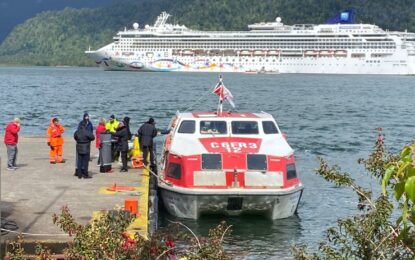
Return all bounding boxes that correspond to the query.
[159,183,303,220]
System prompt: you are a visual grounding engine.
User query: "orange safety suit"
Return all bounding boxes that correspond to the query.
[47,118,65,163]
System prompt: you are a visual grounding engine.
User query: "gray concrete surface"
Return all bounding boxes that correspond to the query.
[1,136,143,242]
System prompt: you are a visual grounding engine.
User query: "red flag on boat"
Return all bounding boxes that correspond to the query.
[213,80,235,108]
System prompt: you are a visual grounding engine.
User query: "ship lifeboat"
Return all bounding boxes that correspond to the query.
[267,50,280,56]
[239,50,252,56]
[304,50,319,57]
[182,49,194,55]
[158,78,304,220]
[319,50,334,57]
[253,50,266,56]
[334,50,347,57]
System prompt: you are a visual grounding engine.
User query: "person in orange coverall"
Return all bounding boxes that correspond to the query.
[47,117,65,164]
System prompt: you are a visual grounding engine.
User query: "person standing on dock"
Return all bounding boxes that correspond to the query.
[95,118,107,166]
[105,114,118,134]
[75,113,94,171]
[46,117,65,164]
[74,122,95,179]
[114,122,129,172]
[123,116,132,141]
[138,117,158,169]
[4,118,21,170]
[106,114,119,161]
[79,112,94,133]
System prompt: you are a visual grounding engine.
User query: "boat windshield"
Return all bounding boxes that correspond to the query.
[200,121,227,134]
[231,121,259,134]
[262,121,279,134]
[178,120,195,134]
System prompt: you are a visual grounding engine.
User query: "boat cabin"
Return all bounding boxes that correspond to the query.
[161,111,300,190]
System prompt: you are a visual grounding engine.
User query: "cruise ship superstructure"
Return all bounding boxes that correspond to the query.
[85,10,415,74]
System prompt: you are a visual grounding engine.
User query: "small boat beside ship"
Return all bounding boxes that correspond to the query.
[158,78,303,219]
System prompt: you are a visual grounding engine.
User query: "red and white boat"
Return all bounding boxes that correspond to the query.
[158,79,303,219]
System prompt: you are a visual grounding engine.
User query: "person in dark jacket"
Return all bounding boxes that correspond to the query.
[74,122,95,179]
[123,116,132,140]
[114,122,129,172]
[137,117,158,168]
[79,112,94,133]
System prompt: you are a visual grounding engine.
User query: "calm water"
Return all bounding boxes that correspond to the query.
[1,67,414,258]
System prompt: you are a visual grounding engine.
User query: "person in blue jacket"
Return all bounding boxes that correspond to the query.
[79,113,94,133]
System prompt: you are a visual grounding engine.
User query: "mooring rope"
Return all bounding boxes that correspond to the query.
[0,228,69,237]
[183,84,215,112]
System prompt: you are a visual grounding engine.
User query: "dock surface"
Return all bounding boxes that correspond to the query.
[1,136,148,242]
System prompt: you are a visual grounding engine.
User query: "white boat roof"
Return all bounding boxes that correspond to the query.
[177,111,276,120]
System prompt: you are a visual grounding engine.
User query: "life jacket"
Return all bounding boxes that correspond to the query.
[105,119,119,133]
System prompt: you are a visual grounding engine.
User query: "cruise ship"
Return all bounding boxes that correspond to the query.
[85,10,415,74]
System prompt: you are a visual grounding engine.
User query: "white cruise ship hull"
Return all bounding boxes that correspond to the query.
[86,51,415,74]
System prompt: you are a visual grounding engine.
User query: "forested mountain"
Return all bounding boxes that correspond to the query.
[1,0,414,66]
[0,0,114,42]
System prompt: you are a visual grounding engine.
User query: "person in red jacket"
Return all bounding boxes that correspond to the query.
[46,117,65,164]
[4,118,21,170]
[95,117,107,165]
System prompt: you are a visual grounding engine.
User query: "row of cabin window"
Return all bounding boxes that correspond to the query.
[177,120,278,135]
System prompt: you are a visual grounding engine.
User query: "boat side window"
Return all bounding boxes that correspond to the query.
[178,120,195,134]
[201,154,222,170]
[231,121,259,134]
[262,121,279,134]
[286,164,297,180]
[167,163,182,179]
[247,154,267,170]
[200,121,227,134]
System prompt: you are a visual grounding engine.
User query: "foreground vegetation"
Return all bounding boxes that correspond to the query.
[6,206,232,259]
[1,0,415,66]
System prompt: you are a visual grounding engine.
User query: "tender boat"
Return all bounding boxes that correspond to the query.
[158,79,303,219]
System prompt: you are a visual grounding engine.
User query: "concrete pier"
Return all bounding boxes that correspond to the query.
[1,136,149,243]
